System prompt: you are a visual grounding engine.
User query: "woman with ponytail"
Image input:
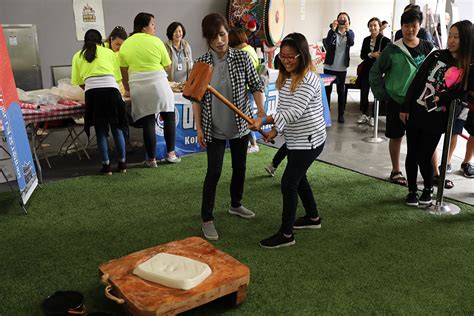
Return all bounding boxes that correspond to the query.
[249,33,326,249]
[71,29,128,175]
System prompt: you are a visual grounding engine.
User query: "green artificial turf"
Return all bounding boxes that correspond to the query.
[1,145,473,315]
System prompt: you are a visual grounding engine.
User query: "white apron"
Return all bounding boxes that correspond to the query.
[129,71,174,122]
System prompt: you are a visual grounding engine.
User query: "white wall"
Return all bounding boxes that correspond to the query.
[0,0,226,87]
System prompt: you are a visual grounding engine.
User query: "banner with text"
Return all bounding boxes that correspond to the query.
[0,25,38,205]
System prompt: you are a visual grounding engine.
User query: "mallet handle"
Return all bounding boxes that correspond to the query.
[207,85,274,142]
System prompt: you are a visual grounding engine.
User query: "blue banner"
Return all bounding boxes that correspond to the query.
[0,101,38,204]
[154,80,331,159]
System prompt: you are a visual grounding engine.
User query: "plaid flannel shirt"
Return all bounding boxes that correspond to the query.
[195,48,264,143]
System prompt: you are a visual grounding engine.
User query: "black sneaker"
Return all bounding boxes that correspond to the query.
[293,216,321,229]
[260,233,295,249]
[461,162,474,178]
[100,164,112,176]
[419,187,433,205]
[405,192,419,206]
[117,161,127,173]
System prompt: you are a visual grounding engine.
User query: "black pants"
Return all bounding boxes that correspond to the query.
[280,143,324,235]
[358,75,374,116]
[201,135,249,222]
[324,69,347,117]
[405,126,441,192]
[272,143,288,168]
[136,112,176,159]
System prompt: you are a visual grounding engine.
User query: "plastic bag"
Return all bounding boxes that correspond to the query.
[50,80,85,102]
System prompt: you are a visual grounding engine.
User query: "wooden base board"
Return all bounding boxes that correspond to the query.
[99,237,250,315]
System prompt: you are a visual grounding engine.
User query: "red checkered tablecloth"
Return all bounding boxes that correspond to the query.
[21,102,85,124]
[0,102,85,131]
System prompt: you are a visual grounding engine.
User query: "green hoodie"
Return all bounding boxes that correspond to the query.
[369,39,431,105]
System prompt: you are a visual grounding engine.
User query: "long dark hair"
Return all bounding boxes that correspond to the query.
[107,26,127,48]
[132,12,154,35]
[81,29,102,63]
[276,33,314,92]
[451,20,473,90]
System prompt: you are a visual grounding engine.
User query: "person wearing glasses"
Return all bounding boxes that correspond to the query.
[119,12,181,167]
[164,22,193,83]
[249,33,326,249]
[323,12,354,123]
[71,29,128,175]
[193,13,265,241]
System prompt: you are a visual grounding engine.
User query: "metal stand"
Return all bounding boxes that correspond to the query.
[363,99,387,143]
[427,99,461,215]
[0,145,27,214]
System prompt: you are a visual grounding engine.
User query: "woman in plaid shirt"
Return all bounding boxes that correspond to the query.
[193,13,265,241]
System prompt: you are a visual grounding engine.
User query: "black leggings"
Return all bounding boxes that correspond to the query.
[136,112,176,159]
[324,69,347,116]
[358,75,374,116]
[272,143,288,168]
[280,143,324,235]
[405,126,442,192]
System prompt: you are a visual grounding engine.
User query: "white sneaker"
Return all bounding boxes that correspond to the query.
[368,117,375,127]
[247,145,259,154]
[357,114,369,124]
[165,154,181,163]
[265,163,277,177]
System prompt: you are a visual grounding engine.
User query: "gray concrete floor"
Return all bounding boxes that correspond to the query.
[1,90,472,206]
[318,90,473,205]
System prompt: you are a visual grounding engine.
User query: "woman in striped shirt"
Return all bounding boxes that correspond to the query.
[250,33,327,249]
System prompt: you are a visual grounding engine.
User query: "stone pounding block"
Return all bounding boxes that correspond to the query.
[99,237,250,315]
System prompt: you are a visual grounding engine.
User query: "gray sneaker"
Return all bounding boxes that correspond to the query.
[228,205,255,219]
[265,163,276,177]
[202,221,218,240]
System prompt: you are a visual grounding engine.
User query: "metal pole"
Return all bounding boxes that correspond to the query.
[427,99,460,215]
[363,99,387,143]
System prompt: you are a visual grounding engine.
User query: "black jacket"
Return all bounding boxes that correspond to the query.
[402,49,467,134]
[359,34,391,77]
[323,28,355,68]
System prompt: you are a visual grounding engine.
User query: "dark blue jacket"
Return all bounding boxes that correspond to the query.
[323,28,355,68]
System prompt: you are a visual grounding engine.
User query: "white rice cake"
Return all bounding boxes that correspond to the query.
[133,253,212,290]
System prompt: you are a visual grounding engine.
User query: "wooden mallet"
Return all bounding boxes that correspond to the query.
[183,62,273,142]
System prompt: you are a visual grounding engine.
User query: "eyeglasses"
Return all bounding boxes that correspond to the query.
[114,26,125,30]
[278,54,300,61]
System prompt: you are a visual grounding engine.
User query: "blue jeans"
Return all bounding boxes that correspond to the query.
[95,126,126,164]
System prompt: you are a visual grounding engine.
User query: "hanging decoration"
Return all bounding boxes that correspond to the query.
[227,0,285,48]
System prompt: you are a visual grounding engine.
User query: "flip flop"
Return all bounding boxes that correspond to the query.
[433,175,454,189]
[389,171,407,186]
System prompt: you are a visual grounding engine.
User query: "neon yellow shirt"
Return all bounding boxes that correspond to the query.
[71,45,121,85]
[119,33,171,72]
[241,45,259,70]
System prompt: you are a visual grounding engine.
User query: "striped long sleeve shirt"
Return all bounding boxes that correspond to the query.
[273,71,326,150]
